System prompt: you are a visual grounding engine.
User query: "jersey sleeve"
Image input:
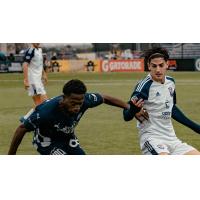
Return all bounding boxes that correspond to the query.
[84,93,104,108]
[123,79,151,121]
[129,81,150,103]
[23,48,35,63]
[173,89,177,105]
[23,109,47,131]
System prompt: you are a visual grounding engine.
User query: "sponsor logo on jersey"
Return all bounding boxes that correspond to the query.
[54,121,78,134]
[157,144,165,150]
[158,111,171,119]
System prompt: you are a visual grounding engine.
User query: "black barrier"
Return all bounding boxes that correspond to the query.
[175,59,195,71]
[144,58,196,71]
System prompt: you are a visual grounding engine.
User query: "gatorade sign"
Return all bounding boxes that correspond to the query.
[101,59,144,72]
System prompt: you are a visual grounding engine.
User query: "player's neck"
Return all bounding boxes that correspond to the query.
[149,74,165,84]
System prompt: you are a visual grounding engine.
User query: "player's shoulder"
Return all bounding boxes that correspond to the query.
[36,96,61,112]
[166,75,175,84]
[135,74,153,92]
[25,47,35,55]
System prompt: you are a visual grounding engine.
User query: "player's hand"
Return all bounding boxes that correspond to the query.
[24,79,29,90]
[131,98,144,108]
[129,97,145,114]
[135,108,149,123]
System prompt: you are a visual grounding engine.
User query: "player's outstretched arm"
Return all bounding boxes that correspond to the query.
[172,105,200,134]
[101,94,129,109]
[42,69,48,85]
[8,124,28,155]
[23,62,29,90]
[123,98,144,121]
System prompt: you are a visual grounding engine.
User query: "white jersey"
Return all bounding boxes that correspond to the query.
[131,74,177,143]
[24,47,43,84]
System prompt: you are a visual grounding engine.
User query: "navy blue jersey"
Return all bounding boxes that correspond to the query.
[23,93,103,149]
[24,48,35,63]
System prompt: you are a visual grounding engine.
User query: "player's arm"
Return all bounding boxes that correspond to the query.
[123,97,144,121]
[8,124,28,155]
[135,108,149,123]
[42,69,48,85]
[23,62,29,89]
[101,94,129,109]
[23,48,35,90]
[172,105,200,134]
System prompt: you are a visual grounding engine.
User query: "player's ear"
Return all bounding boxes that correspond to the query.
[147,63,151,71]
[166,60,169,69]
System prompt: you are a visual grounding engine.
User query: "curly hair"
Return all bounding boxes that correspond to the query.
[144,47,169,67]
[63,79,87,96]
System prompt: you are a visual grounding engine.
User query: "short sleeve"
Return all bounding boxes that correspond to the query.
[84,93,104,108]
[23,48,35,63]
[129,81,151,103]
[23,110,44,131]
[173,89,177,105]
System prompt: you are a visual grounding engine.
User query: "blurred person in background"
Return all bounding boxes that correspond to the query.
[22,43,48,121]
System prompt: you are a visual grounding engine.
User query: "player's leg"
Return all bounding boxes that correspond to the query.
[32,94,48,106]
[31,82,48,106]
[21,84,48,122]
[67,145,86,155]
[159,152,169,155]
[184,149,200,155]
[172,139,200,155]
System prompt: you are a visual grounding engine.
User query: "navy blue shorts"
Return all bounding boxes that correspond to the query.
[36,140,86,155]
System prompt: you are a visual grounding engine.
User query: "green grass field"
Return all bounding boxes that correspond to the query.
[1,71,200,155]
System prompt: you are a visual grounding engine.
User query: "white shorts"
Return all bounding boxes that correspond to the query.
[28,82,46,96]
[141,137,196,155]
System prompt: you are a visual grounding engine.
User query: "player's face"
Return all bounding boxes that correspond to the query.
[32,43,40,48]
[63,93,84,114]
[148,57,168,83]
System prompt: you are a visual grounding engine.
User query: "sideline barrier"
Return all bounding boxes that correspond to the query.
[50,58,200,73]
[101,59,144,72]
[58,59,101,72]
[175,59,195,71]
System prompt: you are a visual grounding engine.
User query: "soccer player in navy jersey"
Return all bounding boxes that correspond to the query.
[123,47,200,155]
[8,79,144,155]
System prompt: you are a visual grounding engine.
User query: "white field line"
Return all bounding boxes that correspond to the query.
[0,79,200,86]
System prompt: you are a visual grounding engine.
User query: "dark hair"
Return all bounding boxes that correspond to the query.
[144,47,169,66]
[63,79,87,96]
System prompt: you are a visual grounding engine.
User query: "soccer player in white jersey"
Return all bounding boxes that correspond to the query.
[123,47,200,155]
[23,43,48,105]
[21,43,48,121]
